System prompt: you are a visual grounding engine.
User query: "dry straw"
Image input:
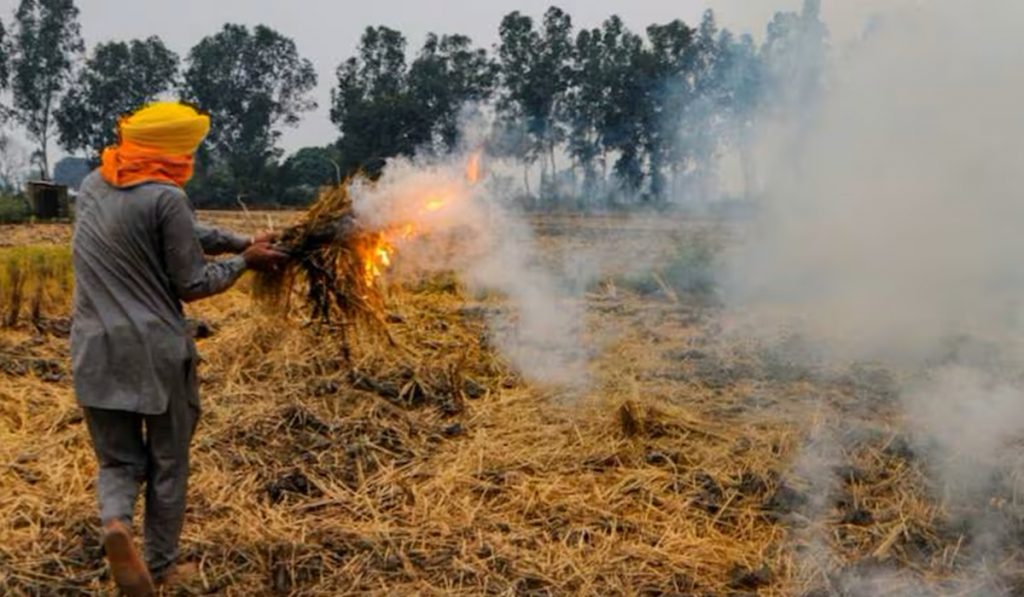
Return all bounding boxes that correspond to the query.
[0,212,1014,595]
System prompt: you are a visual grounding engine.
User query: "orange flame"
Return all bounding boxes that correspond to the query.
[362,236,394,285]
[360,152,482,285]
[466,151,482,184]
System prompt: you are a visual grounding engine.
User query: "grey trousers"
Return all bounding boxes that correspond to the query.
[83,393,199,577]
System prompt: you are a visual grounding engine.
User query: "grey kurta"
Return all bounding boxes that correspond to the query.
[71,171,249,415]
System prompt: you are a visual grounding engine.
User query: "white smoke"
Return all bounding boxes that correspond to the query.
[720,0,1024,590]
[725,0,1024,371]
[351,152,586,387]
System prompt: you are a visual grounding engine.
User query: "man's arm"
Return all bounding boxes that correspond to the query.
[160,193,248,303]
[194,222,251,255]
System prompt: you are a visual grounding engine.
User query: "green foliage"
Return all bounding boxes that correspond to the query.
[276,146,341,206]
[496,7,573,181]
[0,18,9,92]
[328,6,824,209]
[0,195,30,223]
[8,0,84,179]
[182,23,317,205]
[330,27,494,179]
[407,33,496,152]
[0,4,824,211]
[55,36,178,160]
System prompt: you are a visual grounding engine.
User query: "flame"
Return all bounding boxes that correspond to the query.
[360,152,483,285]
[362,235,394,285]
[466,151,482,184]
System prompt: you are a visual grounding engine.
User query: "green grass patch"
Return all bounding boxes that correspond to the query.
[0,195,31,224]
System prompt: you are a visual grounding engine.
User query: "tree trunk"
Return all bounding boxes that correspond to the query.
[523,162,532,198]
[40,94,52,180]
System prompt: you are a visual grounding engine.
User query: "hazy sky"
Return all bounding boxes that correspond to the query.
[0,0,901,155]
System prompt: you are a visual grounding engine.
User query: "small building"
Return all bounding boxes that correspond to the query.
[26,181,70,221]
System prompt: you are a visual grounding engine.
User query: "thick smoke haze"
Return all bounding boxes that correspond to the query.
[725,0,1024,366]
[722,0,1024,588]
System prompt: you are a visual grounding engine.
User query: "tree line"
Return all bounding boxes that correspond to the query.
[0,0,827,208]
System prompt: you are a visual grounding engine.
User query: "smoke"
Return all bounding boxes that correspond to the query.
[351,151,587,387]
[725,0,1024,366]
[709,0,921,42]
[720,0,1024,589]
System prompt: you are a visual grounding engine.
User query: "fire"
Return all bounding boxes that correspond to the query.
[362,236,394,285]
[360,151,484,285]
[466,151,482,184]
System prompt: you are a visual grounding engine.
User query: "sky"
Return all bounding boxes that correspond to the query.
[0,0,906,157]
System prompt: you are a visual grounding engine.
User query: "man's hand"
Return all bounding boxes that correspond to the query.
[242,243,288,272]
[251,230,280,246]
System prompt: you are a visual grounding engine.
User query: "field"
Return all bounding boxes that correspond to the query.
[0,213,1021,596]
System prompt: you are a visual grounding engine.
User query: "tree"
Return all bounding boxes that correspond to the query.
[763,0,828,114]
[56,36,179,161]
[0,19,10,96]
[330,26,421,179]
[762,0,828,174]
[407,33,495,152]
[496,7,573,199]
[8,0,83,179]
[643,19,695,202]
[181,23,317,204]
[276,145,341,205]
[716,33,762,199]
[566,26,607,200]
[595,16,646,196]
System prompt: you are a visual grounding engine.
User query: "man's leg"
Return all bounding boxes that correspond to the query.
[141,390,200,580]
[82,407,146,527]
[83,407,154,596]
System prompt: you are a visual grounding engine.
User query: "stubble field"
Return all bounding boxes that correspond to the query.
[0,213,1018,596]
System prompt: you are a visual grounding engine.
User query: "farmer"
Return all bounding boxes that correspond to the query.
[70,102,286,595]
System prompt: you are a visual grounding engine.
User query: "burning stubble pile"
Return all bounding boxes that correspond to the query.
[4,210,1024,596]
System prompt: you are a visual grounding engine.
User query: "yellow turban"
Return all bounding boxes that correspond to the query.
[118,102,211,155]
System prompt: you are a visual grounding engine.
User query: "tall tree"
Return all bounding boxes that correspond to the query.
[643,19,695,202]
[0,19,10,97]
[762,0,828,174]
[670,10,724,202]
[716,32,762,199]
[407,33,495,152]
[596,16,646,196]
[566,26,607,200]
[763,0,828,114]
[496,7,573,196]
[181,23,317,203]
[56,36,179,161]
[535,6,573,180]
[8,0,83,179]
[330,26,421,178]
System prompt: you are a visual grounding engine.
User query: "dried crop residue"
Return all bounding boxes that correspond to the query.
[0,217,1004,595]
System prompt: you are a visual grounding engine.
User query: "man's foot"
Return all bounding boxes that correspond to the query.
[102,520,155,597]
[155,561,199,590]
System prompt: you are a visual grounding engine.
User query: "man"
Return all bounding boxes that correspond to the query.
[71,102,286,595]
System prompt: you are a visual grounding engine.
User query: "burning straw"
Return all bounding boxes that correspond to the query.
[253,183,398,353]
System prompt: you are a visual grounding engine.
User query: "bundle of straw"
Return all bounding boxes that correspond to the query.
[253,185,392,352]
